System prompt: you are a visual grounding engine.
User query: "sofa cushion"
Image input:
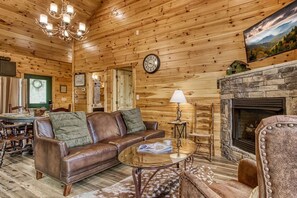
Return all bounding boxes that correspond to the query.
[87,112,121,143]
[209,179,253,198]
[102,134,143,153]
[121,108,146,134]
[49,112,92,148]
[134,130,165,140]
[111,111,127,136]
[62,143,118,175]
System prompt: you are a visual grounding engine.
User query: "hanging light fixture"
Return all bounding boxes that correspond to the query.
[36,0,88,41]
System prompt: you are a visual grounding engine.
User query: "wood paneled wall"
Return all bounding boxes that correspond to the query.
[0,51,72,109]
[74,0,296,155]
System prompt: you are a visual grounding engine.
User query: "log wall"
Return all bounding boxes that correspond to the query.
[74,0,296,155]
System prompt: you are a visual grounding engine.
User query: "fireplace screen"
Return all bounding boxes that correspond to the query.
[232,98,285,154]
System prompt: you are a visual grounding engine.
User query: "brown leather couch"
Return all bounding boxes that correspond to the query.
[33,111,165,196]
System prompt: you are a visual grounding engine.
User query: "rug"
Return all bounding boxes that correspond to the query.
[74,166,213,198]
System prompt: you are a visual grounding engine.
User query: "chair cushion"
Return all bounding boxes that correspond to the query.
[49,112,92,148]
[102,134,143,152]
[134,130,165,140]
[209,179,253,198]
[121,108,146,133]
[62,143,118,174]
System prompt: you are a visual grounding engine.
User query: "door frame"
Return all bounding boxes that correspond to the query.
[24,74,52,110]
[107,63,137,112]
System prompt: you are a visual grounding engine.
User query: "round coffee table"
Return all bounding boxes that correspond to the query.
[118,138,196,198]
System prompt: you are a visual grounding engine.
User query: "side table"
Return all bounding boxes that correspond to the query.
[168,121,187,139]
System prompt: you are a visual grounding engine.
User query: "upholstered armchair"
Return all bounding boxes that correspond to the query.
[255,115,297,197]
[179,115,297,198]
[179,158,257,197]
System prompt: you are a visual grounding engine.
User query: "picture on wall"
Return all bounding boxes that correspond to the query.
[244,1,297,63]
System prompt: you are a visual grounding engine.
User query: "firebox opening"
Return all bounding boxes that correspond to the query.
[232,98,286,154]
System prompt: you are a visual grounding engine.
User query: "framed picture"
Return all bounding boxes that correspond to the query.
[74,73,86,87]
[60,85,67,93]
[244,1,297,63]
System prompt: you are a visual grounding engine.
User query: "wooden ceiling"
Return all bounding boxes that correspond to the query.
[0,0,102,63]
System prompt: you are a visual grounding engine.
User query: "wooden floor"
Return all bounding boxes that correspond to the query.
[0,152,237,198]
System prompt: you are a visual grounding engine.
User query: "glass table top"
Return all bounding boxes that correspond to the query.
[118,138,197,169]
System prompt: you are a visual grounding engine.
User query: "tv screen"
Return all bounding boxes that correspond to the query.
[244,1,297,63]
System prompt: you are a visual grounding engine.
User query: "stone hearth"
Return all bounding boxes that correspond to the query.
[218,60,297,161]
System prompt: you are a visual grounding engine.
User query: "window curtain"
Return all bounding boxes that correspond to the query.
[0,77,21,114]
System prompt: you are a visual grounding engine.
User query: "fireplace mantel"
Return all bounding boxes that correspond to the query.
[218,60,297,161]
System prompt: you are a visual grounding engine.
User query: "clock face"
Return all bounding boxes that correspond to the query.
[143,54,160,74]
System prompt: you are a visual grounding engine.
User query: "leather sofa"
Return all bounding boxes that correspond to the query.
[33,111,165,196]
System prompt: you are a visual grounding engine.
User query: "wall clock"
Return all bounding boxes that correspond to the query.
[143,54,160,74]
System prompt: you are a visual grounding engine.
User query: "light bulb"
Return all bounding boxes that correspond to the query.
[64,30,69,37]
[66,5,74,14]
[39,14,48,24]
[77,31,82,36]
[50,3,58,13]
[46,23,53,31]
[79,22,86,32]
[63,14,70,24]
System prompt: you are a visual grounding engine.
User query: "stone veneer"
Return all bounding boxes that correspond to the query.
[218,60,297,161]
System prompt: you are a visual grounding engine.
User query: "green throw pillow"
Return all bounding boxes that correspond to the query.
[49,112,92,148]
[121,108,146,133]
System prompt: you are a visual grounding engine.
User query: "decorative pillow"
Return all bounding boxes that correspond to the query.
[249,186,259,198]
[49,112,92,148]
[121,108,146,133]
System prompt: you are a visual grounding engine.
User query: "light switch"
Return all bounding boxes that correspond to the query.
[136,95,140,100]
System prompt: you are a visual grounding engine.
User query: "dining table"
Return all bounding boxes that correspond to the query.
[0,113,48,167]
[0,112,47,124]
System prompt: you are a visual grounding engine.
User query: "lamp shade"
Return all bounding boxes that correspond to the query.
[170,90,187,103]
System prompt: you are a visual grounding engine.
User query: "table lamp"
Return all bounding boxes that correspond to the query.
[170,89,187,122]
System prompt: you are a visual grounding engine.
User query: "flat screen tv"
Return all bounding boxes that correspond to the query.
[244,1,297,63]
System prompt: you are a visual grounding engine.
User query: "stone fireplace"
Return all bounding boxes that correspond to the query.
[218,60,297,161]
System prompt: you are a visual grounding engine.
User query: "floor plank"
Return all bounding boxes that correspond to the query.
[0,152,237,197]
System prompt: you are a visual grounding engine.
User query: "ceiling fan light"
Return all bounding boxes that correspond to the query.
[79,22,86,32]
[62,14,71,24]
[50,3,58,13]
[77,30,82,36]
[66,5,74,15]
[39,14,48,25]
[64,30,69,37]
[46,23,53,31]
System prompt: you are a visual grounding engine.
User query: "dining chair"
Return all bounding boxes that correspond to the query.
[49,104,71,112]
[0,122,32,167]
[188,103,214,161]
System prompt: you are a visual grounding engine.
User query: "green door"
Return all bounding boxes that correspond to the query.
[24,74,52,110]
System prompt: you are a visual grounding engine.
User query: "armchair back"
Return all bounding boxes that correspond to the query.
[255,115,297,198]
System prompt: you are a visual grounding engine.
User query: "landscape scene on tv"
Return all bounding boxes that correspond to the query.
[244,1,297,63]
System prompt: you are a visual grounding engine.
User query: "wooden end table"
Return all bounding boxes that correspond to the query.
[118,138,196,198]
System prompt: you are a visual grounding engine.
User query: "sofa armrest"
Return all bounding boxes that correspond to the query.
[143,121,158,130]
[180,171,220,198]
[34,136,68,180]
[238,158,258,188]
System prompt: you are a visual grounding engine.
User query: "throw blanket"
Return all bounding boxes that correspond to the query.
[49,112,92,148]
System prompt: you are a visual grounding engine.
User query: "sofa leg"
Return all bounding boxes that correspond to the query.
[36,171,43,180]
[63,184,72,196]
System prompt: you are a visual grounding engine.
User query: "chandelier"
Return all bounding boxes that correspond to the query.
[36,0,88,41]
